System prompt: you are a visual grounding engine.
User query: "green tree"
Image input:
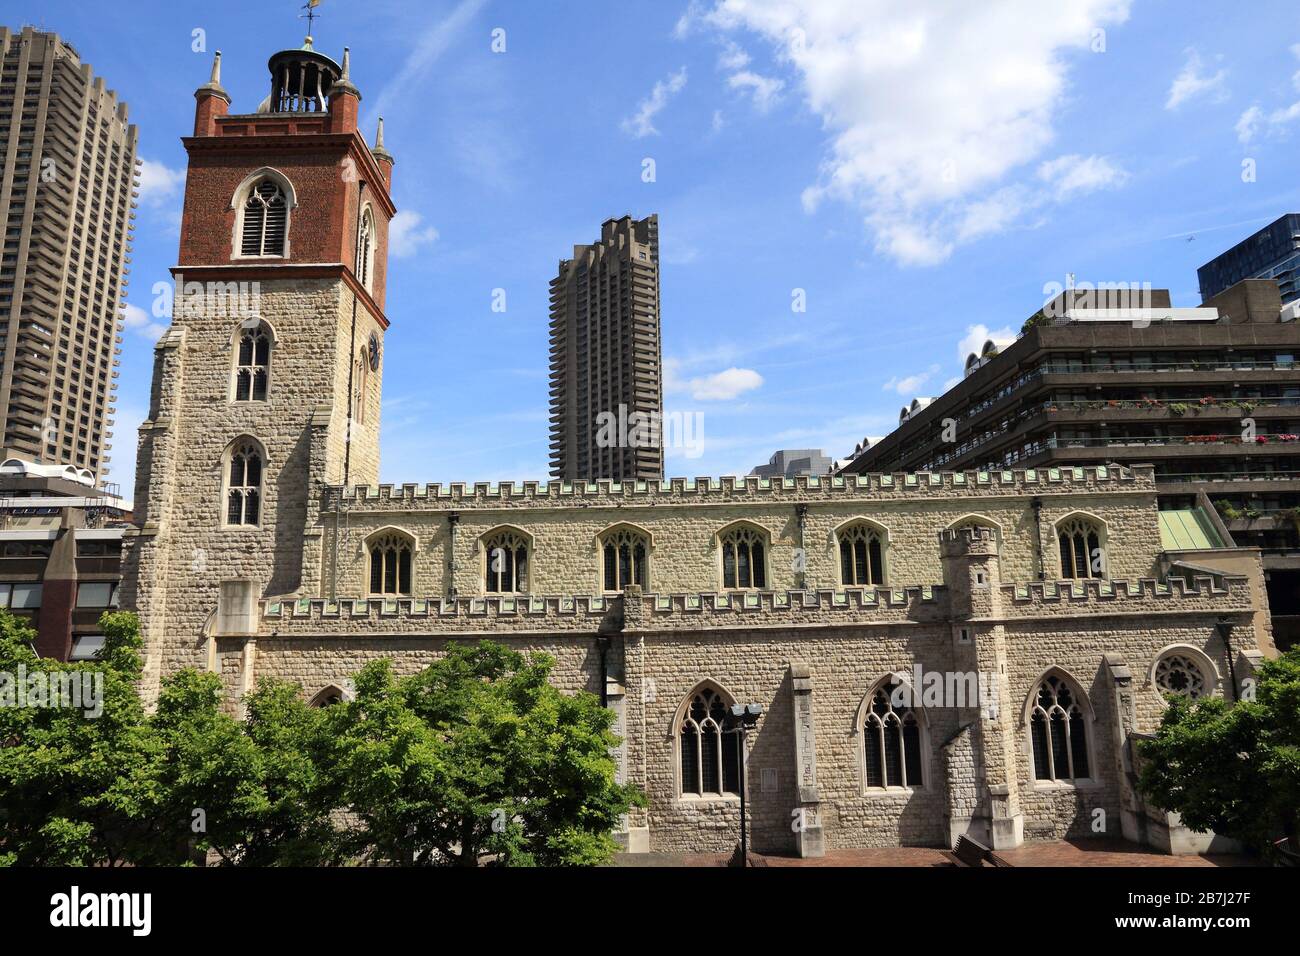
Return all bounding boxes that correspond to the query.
[328,641,644,866]
[1138,650,1300,858]
[2,614,640,867]
[0,610,167,865]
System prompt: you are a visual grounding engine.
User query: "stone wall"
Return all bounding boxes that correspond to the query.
[315,465,1163,600]
[230,568,1259,854]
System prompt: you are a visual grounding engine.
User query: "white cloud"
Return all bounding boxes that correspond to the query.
[882,363,940,396]
[957,324,1017,362]
[1037,154,1129,198]
[388,210,439,258]
[1165,49,1228,110]
[1236,100,1300,144]
[136,158,184,208]
[1236,105,1263,145]
[683,366,764,401]
[370,0,487,120]
[621,67,689,138]
[695,0,1134,265]
[120,301,168,340]
[727,70,784,112]
[1237,46,1300,145]
[717,39,750,71]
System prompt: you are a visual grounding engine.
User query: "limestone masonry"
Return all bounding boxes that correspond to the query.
[121,40,1278,858]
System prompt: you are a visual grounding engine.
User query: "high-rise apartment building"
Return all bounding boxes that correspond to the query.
[1197,212,1300,305]
[548,214,664,481]
[838,280,1300,649]
[0,26,136,483]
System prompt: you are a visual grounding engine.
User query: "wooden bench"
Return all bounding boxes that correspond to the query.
[943,834,1013,867]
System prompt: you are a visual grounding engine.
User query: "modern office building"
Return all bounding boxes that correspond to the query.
[0,456,128,660]
[548,215,664,481]
[0,26,135,483]
[1198,213,1300,305]
[839,280,1300,647]
[750,448,833,478]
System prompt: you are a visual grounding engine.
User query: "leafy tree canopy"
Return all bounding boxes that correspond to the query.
[0,612,640,867]
[1138,649,1300,858]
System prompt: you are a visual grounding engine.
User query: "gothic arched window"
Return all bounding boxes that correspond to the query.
[861,679,925,789]
[719,523,767,590]
[600,526,649,592]
[368,531,413,596]
[1057,515,1105,579]
[233,324,271,401]
[353,347,369,425]
[356,207,375,292]
[224,440,264,527]
[838,521,887,586]
[1029,673,1092,782]
[678,685,742,797]
[240,179,288,257]
[484,528,529,594]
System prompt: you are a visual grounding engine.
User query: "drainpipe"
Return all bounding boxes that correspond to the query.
[330,484,339,599]
[1218,617,1239,701]
[1031,496,1045,580]
[343,178,368,488]
[446,511,460,600]
[795,503,809,590]
[595,634,611,707]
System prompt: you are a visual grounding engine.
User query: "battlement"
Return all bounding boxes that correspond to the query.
[1003,573,1254,614]
[251,569,1251,638]
[323,464,1154,511]
[939,525,1000,556]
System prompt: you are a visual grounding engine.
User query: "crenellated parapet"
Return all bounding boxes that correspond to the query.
[322,463,1153,513]
[247,570,1253,639]
[1002,573,1254,616]
[939,524,1000,557]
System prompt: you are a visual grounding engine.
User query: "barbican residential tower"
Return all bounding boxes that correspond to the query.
[548,215,664,481]
[0,26,138,483]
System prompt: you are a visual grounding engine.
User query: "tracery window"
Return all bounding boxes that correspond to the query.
[1029,674,1091,782]
[1057,515,1105,579]
[225,440,263,526]
[368,532,412,596]
[239,179,288,257]
[233,324,271,401]
[1154,652,1209,699]
[720,524,767,589]
[601,526,648,591]
[484,529,528,593]
[356,207,374,292]
[861,680,925,789]
[678,686,741,797]
[353,348,368,425]
[838,521,886,586]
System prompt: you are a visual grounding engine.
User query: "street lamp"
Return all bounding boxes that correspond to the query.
[726,702,763,867]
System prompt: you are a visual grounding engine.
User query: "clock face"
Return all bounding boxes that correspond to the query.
[367,332,380,371]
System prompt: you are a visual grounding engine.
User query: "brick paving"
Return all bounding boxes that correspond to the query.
[613,838,1259,867]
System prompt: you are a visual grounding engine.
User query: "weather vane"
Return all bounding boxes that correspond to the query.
[299,0,323,39]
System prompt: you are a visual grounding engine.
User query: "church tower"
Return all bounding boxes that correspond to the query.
[120,37,396,699]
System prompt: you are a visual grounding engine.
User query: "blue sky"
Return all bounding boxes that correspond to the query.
[16,0,1300,494]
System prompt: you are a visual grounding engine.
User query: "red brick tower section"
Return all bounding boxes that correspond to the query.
[177,41,395,310]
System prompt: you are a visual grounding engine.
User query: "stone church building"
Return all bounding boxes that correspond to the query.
[122,41,1277,858]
